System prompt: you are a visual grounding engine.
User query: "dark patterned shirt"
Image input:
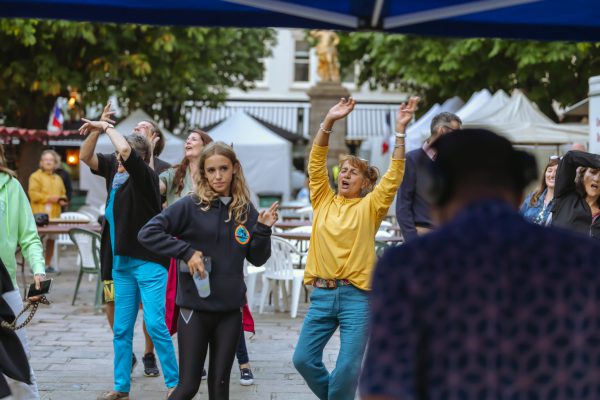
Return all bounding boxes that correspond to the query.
[360,200,600,400]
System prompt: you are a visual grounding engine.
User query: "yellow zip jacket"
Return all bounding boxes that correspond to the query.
[304,145,405,291]
[28,169,66,218]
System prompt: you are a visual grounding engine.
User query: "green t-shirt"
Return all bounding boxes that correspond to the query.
[160,167,195,206]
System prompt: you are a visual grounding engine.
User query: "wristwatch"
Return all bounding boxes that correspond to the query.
[104,123,115,133]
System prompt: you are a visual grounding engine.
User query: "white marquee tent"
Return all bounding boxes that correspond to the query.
[463,90,588,145]
[456,89,492,121]
[208,111,292,203]
[80,109,185,208]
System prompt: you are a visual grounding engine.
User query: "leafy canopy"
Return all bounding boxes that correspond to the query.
[338,32,600,119]
[0,19,276,130]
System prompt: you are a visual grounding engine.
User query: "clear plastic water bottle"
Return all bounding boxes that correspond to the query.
[193,256,211,298]
[194,270,210,298]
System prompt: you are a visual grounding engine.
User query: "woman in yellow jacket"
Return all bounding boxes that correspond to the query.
[28,150,67,272]
[292,96,419,400]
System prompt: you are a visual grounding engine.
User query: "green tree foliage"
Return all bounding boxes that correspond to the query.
[0,19,276,130]
[338,33,600,119]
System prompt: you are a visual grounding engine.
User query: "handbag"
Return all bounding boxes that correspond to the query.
[33,213,49,227]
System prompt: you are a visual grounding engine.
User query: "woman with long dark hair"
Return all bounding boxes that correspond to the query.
[552,150,600,238]
[520,156,559,225]
[139,142,277,400]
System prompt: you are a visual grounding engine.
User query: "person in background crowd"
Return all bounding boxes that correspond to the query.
[79,118,178,400]
[552,150,600,239]
[520,156,558,225]
[51,151,73,207]
[571,142,587,152]
[360,129,600,400]
[28,150,67,274]
[295,175,310,204]
[0,144,45,399]
[395,112,462,241]
[292,96,413,400]
[160,129,213,206]
[101,101,166,378]
[139,142,277,400]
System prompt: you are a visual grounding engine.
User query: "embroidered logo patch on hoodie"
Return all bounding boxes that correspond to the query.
[234,225,250,245]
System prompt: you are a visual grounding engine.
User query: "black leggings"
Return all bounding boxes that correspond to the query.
[169,309,242,400]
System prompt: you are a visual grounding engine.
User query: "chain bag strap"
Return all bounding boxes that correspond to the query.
[1,296,50,331]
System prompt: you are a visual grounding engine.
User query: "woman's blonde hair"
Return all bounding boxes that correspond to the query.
[0,145,16,177]
[194,142,251,224]
[338,155,379,195]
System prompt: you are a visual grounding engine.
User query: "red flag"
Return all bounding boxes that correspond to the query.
[381,140,389,155]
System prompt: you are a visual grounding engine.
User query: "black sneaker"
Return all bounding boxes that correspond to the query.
[45,266,60,275]
[131,353,137,374]
[143,353,160,377]
[201,368,207,380]
[239,368,254,386]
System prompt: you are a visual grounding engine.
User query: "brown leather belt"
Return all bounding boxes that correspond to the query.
[312,278,352,289]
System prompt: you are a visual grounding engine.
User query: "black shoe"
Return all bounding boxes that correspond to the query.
[45,266,60,275]
[143,353,160,377]
[239,368,254,386]
[201,368,207,380]
[131,353,137,375]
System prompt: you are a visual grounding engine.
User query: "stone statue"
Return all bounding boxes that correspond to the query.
[310,30,340,83]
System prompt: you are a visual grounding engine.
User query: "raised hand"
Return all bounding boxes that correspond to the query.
[258,201,279,227]
[78,118,107,136]
[100,100,116,124]
[396,96,420,132]
[325,97,356,122]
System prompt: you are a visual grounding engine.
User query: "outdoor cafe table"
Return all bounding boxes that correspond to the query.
[274,220,312,230]
[48,218,92,225]
[37,224,102,235]
[278,201,309,211]
[274,231,404,244]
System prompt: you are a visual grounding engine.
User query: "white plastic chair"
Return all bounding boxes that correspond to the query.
[259,237,305,318]
[244,261,266,312]
[69,228,102,306]
[54,212,91,268]
[287,225,311,265]
[296,206,313,222]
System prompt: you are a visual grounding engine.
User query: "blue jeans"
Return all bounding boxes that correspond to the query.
[112,262,179,392]
[293,285,369,400]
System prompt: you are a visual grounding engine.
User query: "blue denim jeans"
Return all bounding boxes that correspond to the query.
[293,285,369,400]
[112,261,179,392]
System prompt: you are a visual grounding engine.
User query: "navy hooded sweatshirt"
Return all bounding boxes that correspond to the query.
[138,195,272,312]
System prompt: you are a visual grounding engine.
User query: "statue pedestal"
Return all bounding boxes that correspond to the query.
[307,81,350,171]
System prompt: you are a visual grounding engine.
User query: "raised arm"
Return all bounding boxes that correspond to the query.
[369,97,419,218]
[555,151,600,198]
[310,98,356,207]
[79,126,101,172]
[80,118,131,161]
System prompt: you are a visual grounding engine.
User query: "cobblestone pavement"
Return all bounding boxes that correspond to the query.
[19,250,341,400]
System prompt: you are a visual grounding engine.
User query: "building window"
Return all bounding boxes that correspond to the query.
[293,40,310,82]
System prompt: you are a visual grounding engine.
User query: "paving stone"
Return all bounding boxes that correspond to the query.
[18,249,356,399]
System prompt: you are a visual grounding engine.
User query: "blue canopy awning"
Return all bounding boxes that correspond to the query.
[0,0,598,42]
